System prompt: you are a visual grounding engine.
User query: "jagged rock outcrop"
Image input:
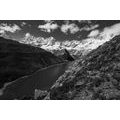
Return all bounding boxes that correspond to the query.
[47,35,120,100]
[57,49,74,61]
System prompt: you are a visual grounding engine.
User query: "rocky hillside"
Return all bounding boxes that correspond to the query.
[0,37,63,88]
[45,35,120,100]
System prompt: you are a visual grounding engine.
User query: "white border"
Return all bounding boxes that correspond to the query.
[0,0,120,20]
[0,0,120,120]
[0,101,119,120]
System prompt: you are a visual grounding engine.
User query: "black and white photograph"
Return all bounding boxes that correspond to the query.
[0,20,120,100]
[0,0,120,120]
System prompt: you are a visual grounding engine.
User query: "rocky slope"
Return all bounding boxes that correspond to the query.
[0,37,63,88]
[45,35,120,100]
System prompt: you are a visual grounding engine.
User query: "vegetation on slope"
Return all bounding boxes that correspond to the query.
[47,35,120,100]
[0,37,63,88]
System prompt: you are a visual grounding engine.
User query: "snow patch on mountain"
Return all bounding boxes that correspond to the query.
[20,23,120,57]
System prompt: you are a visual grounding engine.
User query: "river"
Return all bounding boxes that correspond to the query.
[0,62,69,99]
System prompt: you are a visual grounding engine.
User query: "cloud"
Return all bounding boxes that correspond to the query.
[100,23,120,39]
[88,22,120,40]
[0,23,21,36]
[61,21,98,34]
[25,33,31,37]
[0,29,5,34]
[78,20,92,24]
[21,22,27,26]
[85,22,120,52]
[80,24,99,31]
[38,21,58,33]
[61,22,79,34]
[88,30,99,37]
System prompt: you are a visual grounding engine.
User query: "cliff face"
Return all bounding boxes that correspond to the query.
[0,37,63,88]
[47,35,120,100]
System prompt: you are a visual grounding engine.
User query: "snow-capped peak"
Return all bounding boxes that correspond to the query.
[20,23,120,57]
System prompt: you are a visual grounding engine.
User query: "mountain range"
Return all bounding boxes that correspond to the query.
[19,29,117,58]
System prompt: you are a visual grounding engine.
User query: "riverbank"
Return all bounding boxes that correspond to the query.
[0,61,70,99]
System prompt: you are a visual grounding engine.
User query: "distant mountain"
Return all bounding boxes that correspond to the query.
[46,35,120,100]
[0,37,63,88]
[20,35,88,57]
[20,32,115,58]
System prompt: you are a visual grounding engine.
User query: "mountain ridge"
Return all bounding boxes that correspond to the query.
[19,32,116,58]
[0,37,63,88]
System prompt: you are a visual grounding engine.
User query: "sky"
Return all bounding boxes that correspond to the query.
[0,20,120,42]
